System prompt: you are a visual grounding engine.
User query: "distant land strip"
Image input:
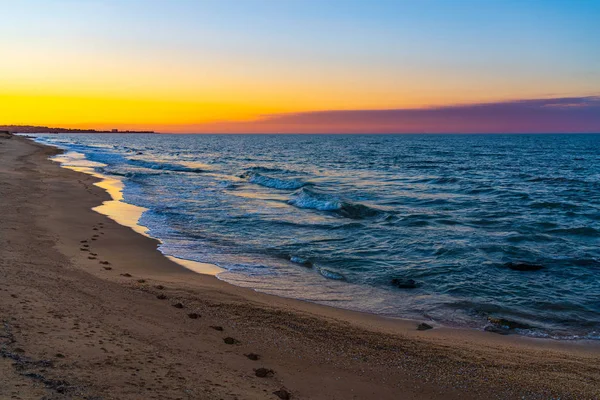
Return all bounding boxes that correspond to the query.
[0,125,155,134]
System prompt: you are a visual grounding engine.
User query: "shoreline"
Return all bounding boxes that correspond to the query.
[35,134,599,342]
[1,133,599,399]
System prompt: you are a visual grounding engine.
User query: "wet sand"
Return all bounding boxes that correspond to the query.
[1,133,599,399]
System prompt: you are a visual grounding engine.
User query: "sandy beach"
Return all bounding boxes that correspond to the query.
[1,133,599,400]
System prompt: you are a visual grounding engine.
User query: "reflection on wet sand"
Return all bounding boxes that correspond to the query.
[58,161,224,276]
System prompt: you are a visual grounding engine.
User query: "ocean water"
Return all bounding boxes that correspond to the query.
[30,133,600,340]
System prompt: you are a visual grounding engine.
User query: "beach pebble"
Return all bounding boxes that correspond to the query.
[245,353,260,361]
[137,279,146,283]
[187,313,200,319]
[210,326,224,331]
[156,294,167,300]
[103,266,112,271]
[172,302,184,309]
[120,273,132,277]
[155,285,165,290]
[99,261,110,265]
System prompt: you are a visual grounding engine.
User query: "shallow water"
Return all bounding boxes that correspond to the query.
[31,133,600,339]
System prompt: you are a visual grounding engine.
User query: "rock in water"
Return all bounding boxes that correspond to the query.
[487,317,530,330]
[391,278,419,289]
[505,262,544,271]
[484,325,510,335]
[417,323,433,331]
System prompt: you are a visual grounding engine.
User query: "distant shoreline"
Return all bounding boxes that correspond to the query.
[0,125,155,134]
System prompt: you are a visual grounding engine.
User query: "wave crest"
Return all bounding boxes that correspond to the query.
[288,188,383,219]
[129,159,205,173]
[246,172,306,190]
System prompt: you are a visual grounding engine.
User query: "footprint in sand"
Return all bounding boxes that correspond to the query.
[273,387,291,399]
[254,368,274,378]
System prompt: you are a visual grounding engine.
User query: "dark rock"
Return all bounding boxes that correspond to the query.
[155,285,165,290]
[137,279,146,283]
[55,353,65,358]
[417,323,433,331]
[172,302,184,309]
[254,368,274,378]
[487,317,530,330]
[245,353,260,361]
[99,261,110,265]
[391,278,419,289]
[187,313,200,319]
[223,337,239,345]
[88,256,96,260]
[156,294,167,300]
[120,273,132,277]
[505,262,544,271]
[484,325,510,335]
[210,326,224,331]
[103,266,112,271]
[273,387,291,399]
[14,348,24,353]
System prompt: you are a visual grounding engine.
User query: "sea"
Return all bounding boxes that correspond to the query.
[29,133,600,340]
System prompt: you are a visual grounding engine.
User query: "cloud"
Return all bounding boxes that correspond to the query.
[170,96,600,133]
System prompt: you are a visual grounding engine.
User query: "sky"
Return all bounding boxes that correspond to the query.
[1,0,599,133]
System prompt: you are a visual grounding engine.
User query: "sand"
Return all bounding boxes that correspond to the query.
[1,133,599,400]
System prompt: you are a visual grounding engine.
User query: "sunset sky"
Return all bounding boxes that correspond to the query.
[1,0,599,133]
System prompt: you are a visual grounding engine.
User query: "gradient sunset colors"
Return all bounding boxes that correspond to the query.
[1,0,599,133]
